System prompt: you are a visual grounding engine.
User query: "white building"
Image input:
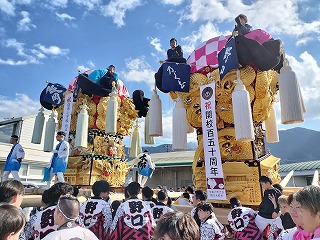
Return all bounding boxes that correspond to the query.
[0,114,53,184]
[278,160,320,187]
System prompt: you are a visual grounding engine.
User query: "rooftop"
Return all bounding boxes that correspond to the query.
[129,151,194,167]
[279,160,320,172]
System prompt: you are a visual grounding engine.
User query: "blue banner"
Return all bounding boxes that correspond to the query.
[218,38,239,80]
[161,62,190,92]
[40,83,66,107]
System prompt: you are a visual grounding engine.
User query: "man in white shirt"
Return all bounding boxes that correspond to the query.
[131,150,155,187]
[46,131,70,188]
[2,135,25,181]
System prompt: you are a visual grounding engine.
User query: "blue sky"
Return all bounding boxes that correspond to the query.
[0,0,319,145]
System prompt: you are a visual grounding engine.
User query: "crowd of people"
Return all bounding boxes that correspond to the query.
[0,176,320,240]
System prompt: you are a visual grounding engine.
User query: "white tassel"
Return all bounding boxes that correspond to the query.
[172,99,188,150]
[265,105,279,143]
[43,109,57,152]
[105,82,118,134]
[278,60,304,124]
[31,107,45,144]
[312,170,319,186]
[149,89,163,136]
[232,70,255,142]
[130,120,142,157]
[144,112,155,145]
[75,102,89,148]
[280,170,294,187]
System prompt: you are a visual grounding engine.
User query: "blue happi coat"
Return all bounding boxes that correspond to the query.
[4,143,25,171]
[132,152,155,178]
[51,140,69,173]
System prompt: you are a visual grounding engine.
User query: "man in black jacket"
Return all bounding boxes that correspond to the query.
[255,175,281,233]
[167,38,183,59]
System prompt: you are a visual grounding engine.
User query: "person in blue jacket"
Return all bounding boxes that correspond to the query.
[2,135,25,181]
[47,131,70,188]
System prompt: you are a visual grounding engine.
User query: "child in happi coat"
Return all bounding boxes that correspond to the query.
[190,190,207,227]
[24,183,74,240]
[197,202,224,240]
[78,180,112,239]
[152,191,174,223]
[109,182,154,240]
[228,197,263,240]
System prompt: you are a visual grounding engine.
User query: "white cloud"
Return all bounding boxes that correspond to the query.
[17,11,36,31]
[0,0,15,16]
[161,0,184,6]
[121,57,155,88]
[0,93,40,120]
[35,44,69,56]
[180,0,320,38]
[48,0,68,8]
[182,21,231,55]
[0,58,33,65]
[3,38,24,54]
[73,0,102,10]
[56,12,75,21]
[181,0,231,23]
[87,60,95,68]
[296,37,313,46]
[0,0,33,16]
[0,38,69,65]
[30,49,46,59]
[100,0,143,27]
[1,38,39,65]
[0,27,5,36]
[78,65,90,72]
[149,37,165,54]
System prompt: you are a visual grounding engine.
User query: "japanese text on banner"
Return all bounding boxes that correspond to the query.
[61,93,73,140]
[200,82,226,200]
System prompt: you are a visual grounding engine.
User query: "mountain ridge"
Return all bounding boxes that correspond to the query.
[126,127,320,164]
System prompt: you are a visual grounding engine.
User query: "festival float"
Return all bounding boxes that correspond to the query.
[32,67,151,188]
[152,28,305,206]
[30,27,305,206]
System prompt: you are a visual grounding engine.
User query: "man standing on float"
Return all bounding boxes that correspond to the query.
[47,131,69,187]
[2,135,25,181]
